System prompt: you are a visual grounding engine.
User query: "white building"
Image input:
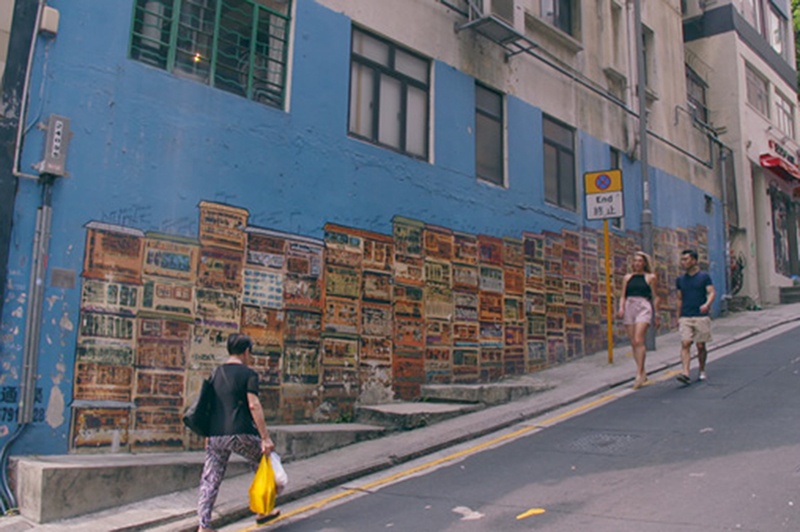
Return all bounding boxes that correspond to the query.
[684,0,798,305]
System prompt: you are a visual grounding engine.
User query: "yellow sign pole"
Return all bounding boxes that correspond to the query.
[604,219,613,364]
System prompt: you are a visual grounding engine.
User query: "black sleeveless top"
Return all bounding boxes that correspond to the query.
[625,274,652,300]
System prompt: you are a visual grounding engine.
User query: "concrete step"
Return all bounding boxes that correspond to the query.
[10,423,385,525]
[271,423,386,462]
[354,402,483,430]
[779,286,800,304]
[420,378,554,406]
[11,452,252,524]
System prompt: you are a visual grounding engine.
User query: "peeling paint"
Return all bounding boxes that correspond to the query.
[0,425,7,438]
[46,334,52,345]
[11,306,22,318]
[46,295,59,310]
[59,312,74,332]
[46,385,65,428]
[16,292,26,304]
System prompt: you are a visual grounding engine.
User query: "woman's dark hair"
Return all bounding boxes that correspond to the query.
[227,333,253,355]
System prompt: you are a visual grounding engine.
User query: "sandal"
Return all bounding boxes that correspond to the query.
[256,509,281,525]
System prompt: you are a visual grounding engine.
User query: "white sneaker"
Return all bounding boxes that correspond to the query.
[699,371,707,381]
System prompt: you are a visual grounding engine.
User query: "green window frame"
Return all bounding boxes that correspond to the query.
[129,0,292,109]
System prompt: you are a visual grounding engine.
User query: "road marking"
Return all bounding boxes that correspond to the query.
[516,507,546,519]
[236,394,617,530]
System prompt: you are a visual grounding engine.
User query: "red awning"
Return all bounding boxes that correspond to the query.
[760,154,800,181]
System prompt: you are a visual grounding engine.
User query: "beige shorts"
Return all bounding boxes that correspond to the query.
[623,297,652,325]
[678,316,712,344]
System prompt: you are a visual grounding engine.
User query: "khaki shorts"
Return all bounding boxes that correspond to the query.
[678,316,712,344]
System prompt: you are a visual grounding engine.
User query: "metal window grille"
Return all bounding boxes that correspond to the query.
[685,65,709,124]
[130,0,291,109]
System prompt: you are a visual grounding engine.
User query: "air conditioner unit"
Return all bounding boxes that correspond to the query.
[479,0,515,25]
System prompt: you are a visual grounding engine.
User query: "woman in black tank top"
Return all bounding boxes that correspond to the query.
[617,252,660,389]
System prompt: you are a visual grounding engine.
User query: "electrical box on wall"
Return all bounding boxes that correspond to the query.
[40,114,72,177]
[39,6,60,35]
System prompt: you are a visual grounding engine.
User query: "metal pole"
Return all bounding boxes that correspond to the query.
[634,0,655,350]
[605,219,614,364]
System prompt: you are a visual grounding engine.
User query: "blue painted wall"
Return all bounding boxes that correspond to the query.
[0,0,724,454]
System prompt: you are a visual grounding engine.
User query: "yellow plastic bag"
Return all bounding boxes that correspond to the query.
[249,454,276,515]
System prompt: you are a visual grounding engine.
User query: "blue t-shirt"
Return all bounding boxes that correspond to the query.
[676,271,713,317]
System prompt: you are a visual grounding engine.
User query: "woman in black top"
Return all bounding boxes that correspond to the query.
[197,334,277,532]
[617,252,660,389]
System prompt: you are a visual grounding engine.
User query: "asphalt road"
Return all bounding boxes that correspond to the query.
[239,324,800,532]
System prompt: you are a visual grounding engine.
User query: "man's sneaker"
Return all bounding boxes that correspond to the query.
[699,371,707,381]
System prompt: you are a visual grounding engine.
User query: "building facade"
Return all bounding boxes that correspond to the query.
[0,0,727,455]
[684,0,798,305]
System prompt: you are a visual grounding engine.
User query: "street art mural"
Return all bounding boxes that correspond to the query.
[70,201,709,453]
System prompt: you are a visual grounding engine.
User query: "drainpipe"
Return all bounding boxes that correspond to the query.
[633,0,655,350]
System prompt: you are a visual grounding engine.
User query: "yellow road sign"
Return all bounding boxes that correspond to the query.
[584,169,622,194]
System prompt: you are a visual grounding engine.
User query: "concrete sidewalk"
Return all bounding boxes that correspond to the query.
[4,302,800,532]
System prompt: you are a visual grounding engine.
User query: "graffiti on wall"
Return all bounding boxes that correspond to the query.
[70,201,709,452]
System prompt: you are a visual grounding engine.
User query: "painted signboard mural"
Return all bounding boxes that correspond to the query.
[70,201,708,453]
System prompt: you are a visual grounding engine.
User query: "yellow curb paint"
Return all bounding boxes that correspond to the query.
[236,394,617,531]
[516,508,546,519]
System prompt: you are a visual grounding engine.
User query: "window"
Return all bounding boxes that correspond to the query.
[641,26,655,90]
[741,0,764,32]
[543,116,576,210]
[348,28,430,159]
[610,147,623,229]
[129,0,292,109]
[776,91,795,139]
[540,0,573,35]
[686,65,708,124]
[766,4,789,60]
[746,64,769,116]
[475,84,504,186]
[740,1,790,60]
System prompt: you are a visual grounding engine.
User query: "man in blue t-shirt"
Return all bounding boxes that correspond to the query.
[675,249,716,384]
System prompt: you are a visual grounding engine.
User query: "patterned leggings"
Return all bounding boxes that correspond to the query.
[198,434,262,529]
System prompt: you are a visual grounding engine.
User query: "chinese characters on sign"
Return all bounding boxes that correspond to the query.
[584,170,624,221]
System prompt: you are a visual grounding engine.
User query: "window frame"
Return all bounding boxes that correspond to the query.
[685,64,709,124]
[543,115,577,211]
[347,27,431,160]
[475,83,505,187]
[765,3,789,61]
[775,90,795,139]
[745,63,770,117]
[129,0,292,109]
[540,0,574,36]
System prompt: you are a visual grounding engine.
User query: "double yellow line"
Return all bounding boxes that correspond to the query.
[240,394,617,530]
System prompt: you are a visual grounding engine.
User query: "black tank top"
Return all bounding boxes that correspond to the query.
[625,273,652,299]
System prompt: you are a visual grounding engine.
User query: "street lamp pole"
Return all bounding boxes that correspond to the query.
[634,0,655,350]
